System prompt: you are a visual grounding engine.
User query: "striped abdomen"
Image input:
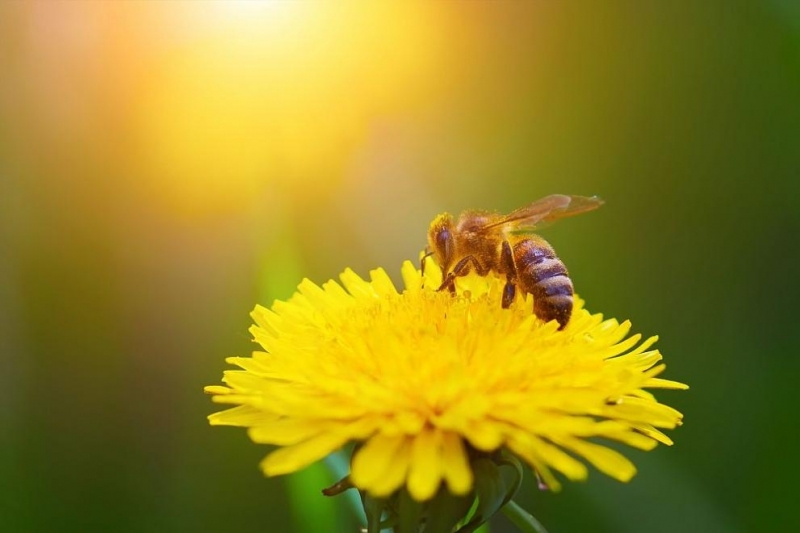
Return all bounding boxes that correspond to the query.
[513,238,574,329]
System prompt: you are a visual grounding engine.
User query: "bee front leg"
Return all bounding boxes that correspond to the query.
[420,248,433,275]
[419,248,434,288]
[500,240,517,309]
[437,255,485,292]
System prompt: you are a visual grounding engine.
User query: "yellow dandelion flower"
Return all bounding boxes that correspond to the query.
[205,259,687,504]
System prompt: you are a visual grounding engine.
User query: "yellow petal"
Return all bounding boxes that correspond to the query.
[440,432,472,495]
[557,437,637,482]
[351,433,407,489]
[260,431,350,476]
[208,405,279,427]
[367,437,413,497]
[463,419,504,451]
[407,429,443,501]
[401,260,423,294]
[248,419,326,445]
[251,304,282,336]
[629,423,674,446]
[369,268,399,297]
[645,377,690,390]
[339,268,376,300]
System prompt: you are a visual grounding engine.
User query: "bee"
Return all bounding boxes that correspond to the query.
[425,194,604,329]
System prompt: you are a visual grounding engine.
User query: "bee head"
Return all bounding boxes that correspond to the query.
[427,213,455,273]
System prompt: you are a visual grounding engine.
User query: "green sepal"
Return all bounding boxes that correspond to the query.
[360,491,389,533]
[423,486,475,533]
[495,450,524,508]
[457,452,524,533]
[501,499,550,533]
[394,489,426,533]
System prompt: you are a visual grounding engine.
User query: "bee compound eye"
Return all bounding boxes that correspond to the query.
[436,228,453,261]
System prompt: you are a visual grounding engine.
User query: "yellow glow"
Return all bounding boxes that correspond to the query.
[127,3,442,215]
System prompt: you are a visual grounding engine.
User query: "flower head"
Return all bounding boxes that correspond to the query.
[205,260,686,502]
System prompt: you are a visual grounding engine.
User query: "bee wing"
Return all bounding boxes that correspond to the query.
[481,194,604,233]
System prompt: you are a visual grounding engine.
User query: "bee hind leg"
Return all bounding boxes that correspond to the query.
[502,282,516,308]
[500,240,518,309]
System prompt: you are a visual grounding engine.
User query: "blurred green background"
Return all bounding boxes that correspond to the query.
[1,2,798,532]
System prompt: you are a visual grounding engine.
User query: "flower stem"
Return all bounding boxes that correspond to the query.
[501,500,549,533]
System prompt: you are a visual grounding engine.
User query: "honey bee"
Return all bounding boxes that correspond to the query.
[425,194,604,329]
